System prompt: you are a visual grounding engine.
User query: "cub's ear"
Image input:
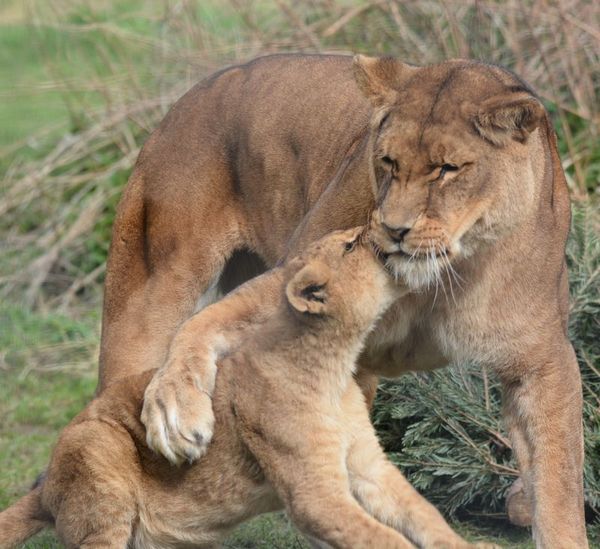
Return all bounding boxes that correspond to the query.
[285,261,331,315]
[471,93,545,146]
[352,54,414,107]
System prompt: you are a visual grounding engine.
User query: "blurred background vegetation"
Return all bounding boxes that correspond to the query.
[0,0,598,547]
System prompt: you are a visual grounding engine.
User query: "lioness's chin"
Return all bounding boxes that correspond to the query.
[384,253,460,292]
[385,256,436,291]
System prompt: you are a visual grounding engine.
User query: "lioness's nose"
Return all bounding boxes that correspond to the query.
[383,223,410,243]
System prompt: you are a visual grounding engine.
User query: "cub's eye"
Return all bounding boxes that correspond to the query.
[439,163,459,178]
[344,239,358,253]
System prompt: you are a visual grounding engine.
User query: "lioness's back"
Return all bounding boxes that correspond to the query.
[137,54,372,233]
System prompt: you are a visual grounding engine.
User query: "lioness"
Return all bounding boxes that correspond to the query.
[0,228,491,549]
[101,54,586,547]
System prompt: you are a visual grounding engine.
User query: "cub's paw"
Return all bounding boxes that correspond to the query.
[141,370,215,465]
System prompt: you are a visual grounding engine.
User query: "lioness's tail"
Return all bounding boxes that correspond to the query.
[0,486,51,548]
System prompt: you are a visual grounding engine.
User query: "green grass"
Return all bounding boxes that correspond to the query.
[0,26,69,150]
[0,0,159,162]
[0,0,254,157]
[0,304,98,510]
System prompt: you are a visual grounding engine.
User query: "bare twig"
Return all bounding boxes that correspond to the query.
[322,1,385,38]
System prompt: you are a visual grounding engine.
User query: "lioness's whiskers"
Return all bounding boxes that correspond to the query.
[408,240,423,265]
[431,252,440,310]
[439,248,463,307]
[443,254,458,306]
[436,253,450,308]
[427,246,442,292]
[440,229,466,287]
[441,247,464,294]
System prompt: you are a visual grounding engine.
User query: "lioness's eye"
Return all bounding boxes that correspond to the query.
[381,156,397,171]
[440,163,459,178]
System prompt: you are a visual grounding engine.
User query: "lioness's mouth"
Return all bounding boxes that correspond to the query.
[368,232,452,273]
[380,248,449,261]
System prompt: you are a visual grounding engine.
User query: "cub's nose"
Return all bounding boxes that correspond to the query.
[383,223,410,243]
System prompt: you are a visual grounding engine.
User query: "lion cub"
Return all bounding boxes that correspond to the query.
[0,228,488,549]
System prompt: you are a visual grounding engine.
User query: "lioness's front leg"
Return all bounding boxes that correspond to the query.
[141,269,284,464]
[501,339,587,549]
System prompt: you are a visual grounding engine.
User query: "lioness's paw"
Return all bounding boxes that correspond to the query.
[141,371,215,466]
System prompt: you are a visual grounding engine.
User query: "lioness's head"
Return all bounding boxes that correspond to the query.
[285,227,405,328]
[354,55,552,290]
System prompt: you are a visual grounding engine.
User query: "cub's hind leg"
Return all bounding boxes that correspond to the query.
[45,422,138,549]
[53,473,135,549]
[73,525,132,549]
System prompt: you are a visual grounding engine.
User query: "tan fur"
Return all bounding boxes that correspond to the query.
[0,229,494,549]
[101,54,586,547]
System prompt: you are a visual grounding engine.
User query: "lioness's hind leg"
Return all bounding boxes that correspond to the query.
[99,166,249,390]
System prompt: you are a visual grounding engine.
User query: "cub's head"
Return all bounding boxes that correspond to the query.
[354,55,556,290]
[285,227,404,328]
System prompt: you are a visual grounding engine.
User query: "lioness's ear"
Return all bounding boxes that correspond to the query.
[285,261,331,315]
[472,94,545,146]
[353,54,414,107]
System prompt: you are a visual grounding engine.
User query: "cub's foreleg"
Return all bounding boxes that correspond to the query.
[262,456,415,548]
[141,269,284,464]
[240,417,415,549]
[289,487,416,549]
[346,412,497,549]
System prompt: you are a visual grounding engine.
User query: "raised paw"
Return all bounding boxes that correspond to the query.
[141,368,215,465]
